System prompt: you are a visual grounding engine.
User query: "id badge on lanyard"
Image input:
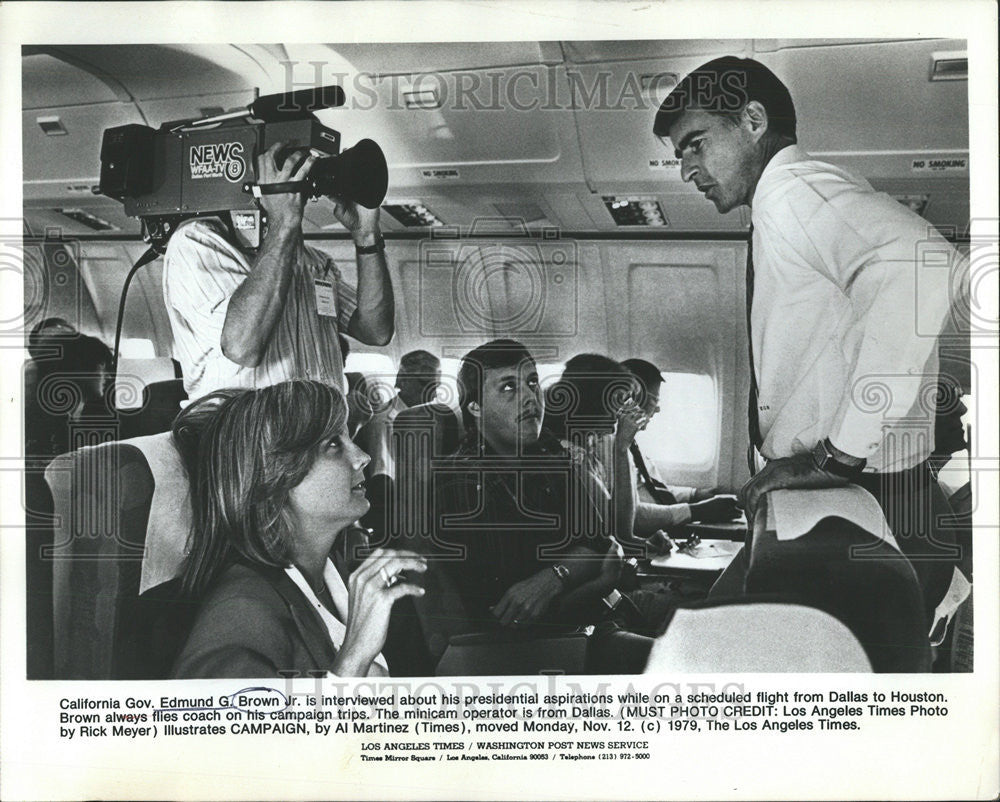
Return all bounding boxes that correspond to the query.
[314,279,337,318]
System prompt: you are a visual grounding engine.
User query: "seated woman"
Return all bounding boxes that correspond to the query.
[543,353,646,545]
[171,379,427,678]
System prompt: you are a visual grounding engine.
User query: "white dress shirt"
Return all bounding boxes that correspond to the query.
[285,559,389,677]
[751,145,959,473]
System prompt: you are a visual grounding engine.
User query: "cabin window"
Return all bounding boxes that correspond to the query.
[344,352,395,384]
[119,338,156,359]
[439,357,461,407]
[635,372,717,468]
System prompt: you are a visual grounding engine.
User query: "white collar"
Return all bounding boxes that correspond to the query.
[752,144,811,206]
[284,559,389,675]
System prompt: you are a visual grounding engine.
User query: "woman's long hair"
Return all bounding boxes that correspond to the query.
[173,380,348,596]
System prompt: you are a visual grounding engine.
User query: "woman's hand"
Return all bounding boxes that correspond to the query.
[615,398,649,449]
[333,548,426,676]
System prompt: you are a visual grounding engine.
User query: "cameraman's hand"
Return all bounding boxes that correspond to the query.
[331,198,381,246]
[256,141,316,233]
[689,495,741,523]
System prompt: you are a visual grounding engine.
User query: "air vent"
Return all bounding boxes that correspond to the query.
[37,115,67,136]
[383,202,445,227]
[603,196,668,227]
[54,208,117,231]
[930,51,967,81]
[403,89,442,109]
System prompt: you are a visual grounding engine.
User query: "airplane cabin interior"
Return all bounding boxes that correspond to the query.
[18,39,974,679]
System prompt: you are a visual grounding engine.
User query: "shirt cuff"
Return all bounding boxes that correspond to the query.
[675,504,692,526]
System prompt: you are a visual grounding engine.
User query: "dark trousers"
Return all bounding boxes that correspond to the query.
[711,460,960,628]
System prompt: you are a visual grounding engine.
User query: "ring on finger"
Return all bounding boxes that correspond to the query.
[379,566,394,588]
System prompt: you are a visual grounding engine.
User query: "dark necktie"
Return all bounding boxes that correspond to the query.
[629,442,677,505]
[746,224,763,452]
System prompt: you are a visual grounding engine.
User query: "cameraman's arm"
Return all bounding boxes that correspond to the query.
[221,145,315,367]
[335,202,394,346]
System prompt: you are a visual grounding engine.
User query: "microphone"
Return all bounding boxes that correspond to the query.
[249,85,346,122]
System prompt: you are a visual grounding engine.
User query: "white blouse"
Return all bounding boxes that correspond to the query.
[284,559,389,677]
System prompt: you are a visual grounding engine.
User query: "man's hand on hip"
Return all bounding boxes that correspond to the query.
[740,452,849,522]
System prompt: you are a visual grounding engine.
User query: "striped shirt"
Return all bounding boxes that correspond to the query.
[163,217,356,400]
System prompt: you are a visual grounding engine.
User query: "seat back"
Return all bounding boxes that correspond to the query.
[745,508,930,672]
[135,379,188,436]
[44,442,197,679]
[436,630,591,676]
[390,402,460,540]
[645,600,873,672]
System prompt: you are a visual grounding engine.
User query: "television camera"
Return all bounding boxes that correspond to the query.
[98,85,388,249]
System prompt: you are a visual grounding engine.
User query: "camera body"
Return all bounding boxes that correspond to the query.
[99,86,388,248]
[100,117,342,246]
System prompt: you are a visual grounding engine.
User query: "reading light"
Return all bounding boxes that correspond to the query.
[383,202,445,228]
[603,196,668,227]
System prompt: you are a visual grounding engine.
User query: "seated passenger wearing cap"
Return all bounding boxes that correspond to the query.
[433,340,624,631]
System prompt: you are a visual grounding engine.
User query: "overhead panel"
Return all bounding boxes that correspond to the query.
[22,103,145,201]
[757,39,969,232]
[319,41,563,74]
[758,39,968,161]
[36,44,268,101]
[22,52,126,109]
[562,40,748,63]
[21,45,269,211]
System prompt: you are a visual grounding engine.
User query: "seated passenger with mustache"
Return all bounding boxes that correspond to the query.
[433,339,622,630]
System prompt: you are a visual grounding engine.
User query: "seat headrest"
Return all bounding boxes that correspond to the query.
[645,601,872,673]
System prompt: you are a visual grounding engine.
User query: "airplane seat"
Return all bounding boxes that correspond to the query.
[25,462,55,679]
[386,402,461,545]
[744,492,931,672]
[134,379,188,436]
[385,406,475,669]
[44,441,198,679]
[645,599,873,672]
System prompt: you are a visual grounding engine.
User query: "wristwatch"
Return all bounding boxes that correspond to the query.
[551,564,570,585]
[812,438,866,480]
[355,233,385,256]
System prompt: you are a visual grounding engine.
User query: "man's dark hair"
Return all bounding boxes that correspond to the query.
[27,316,77,359]
[456,339,535,434]
[653,56,796,143]
[395,349,440,385]
[544,353,632,438]
[621,358,663,410]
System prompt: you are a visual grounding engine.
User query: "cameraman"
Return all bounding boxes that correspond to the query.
[163,141,394,400]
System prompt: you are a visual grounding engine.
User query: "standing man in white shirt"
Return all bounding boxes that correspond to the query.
[652,56,963,625]
[163,141,394,401]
